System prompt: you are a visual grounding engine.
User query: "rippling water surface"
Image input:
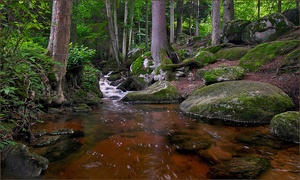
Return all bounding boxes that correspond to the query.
[31,102,299,179]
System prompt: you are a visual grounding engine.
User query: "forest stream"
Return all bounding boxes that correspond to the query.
[27,76,299,179]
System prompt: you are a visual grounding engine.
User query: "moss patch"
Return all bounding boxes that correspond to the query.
[122,81,183,104]
[239,40,299,72]
[201,66,245,84]
[215,47,251,60]
[270,111,300,143]
[194,51,217,66]
[130,51,153,75]
[180,81,295,124]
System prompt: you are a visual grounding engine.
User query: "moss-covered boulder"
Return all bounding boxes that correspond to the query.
[215,47,251,60]
[199,66,245,84]
[176,33,191,45]
[223,20,251,43]
[208,156,270,179]
[238,40,299,72]
[1,143,49,178]
[282,8,299,26]
[280,49,300,73]
[180,81,295,124]
[200,45,222,53]
[194,51,217,66]
[270,111,300,143]
[242,13,294,44]
[130,51,154,77]
[121,81,183,104]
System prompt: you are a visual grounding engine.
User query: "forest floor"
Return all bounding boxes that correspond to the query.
[171,57,299,110]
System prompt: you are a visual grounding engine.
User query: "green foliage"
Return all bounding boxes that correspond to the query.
[82,64,100,91]
[68,43,96,70]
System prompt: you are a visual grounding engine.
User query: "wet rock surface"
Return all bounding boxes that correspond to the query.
[1,143,49,179]
[208,155,271,179]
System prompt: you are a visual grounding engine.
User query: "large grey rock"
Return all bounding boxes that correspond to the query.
[121,81,183,103]
[242,13,294,44]
[1,143,49,178]
[270,111,300,143]
[282,8,299,26]
[223,20,251,43]
[180,81,295,124]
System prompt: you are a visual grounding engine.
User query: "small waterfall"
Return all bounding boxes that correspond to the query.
[99,72,128,102]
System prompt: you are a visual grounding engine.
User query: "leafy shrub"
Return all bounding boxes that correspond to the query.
[67,43,96,71]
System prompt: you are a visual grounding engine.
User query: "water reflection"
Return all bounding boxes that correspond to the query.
[32,102,299,179]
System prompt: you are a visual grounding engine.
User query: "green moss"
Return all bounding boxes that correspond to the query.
[194,51,217,66]
[131,51,153,75]
[178,49,190,60]
[239,40,299,72]
[281,49,300,73]
[270,111,300,143]
[201,45,222,53]
[180,81,295,124]
[215,47,251,60]
[203,66,245,84]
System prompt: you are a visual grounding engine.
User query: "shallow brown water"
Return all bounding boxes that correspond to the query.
[31,102,299,179]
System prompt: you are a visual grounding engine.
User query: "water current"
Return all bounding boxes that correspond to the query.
[30,76,299,179]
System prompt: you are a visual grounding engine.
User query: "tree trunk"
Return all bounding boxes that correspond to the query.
[297,0,299,8]
[211,0,220,46]
[122,0,129,62]
[176,0,184,39]
[47,0,72,104]
[151,0,168,66]
[278,0,281,13]
[195,0,200,36]
[128,0,134,51]
[145,0,149,49]
[113,0,120,51]
[223,0,234,25]
[170,0,175,44]
[105,0,121,66]
[257,0,260,19]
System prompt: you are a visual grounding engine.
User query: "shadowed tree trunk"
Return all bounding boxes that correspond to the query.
[151,0,168,66]
[122,0,128,62]
[47,0,72,105]
[145,0,149,49]
[195,0,200,36]
[176,0,184,39]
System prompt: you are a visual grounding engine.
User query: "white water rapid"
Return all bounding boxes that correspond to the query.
[99,72,129,102]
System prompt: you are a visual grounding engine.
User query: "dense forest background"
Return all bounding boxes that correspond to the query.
[0,0,299,147]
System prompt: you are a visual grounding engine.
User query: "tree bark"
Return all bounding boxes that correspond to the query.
[195,0,200,36]
[170,0,175,44]
[105,0,120,66]
[145,0,149,49]
[211,0,220,46]
[223,0,234,25]
[151,0,168,66]
[113,0,120,51]
[47,0,72,104]
[122,0,129,62]
[277,0,281,13]
[257,0,260,19]
[128,0,134,51]
[176,0,184,39]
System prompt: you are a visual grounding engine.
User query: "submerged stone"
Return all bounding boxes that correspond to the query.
[121,81,183,104]
[180,81,295,124]
[270,111,300,144]
[169,133,212,153]
[208,155,270,179]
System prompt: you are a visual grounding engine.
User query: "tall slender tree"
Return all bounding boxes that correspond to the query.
[47,0,72,104]
[151,0,168,66]
[128,0,135,50]
[145,0,149,49]
[223,0,234,25]
[194,0,200,36]
[176,0,184,39]
[105,0,121,66]
[122,0,129,62]
[170,0,175,44]
[211,0,220,46]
